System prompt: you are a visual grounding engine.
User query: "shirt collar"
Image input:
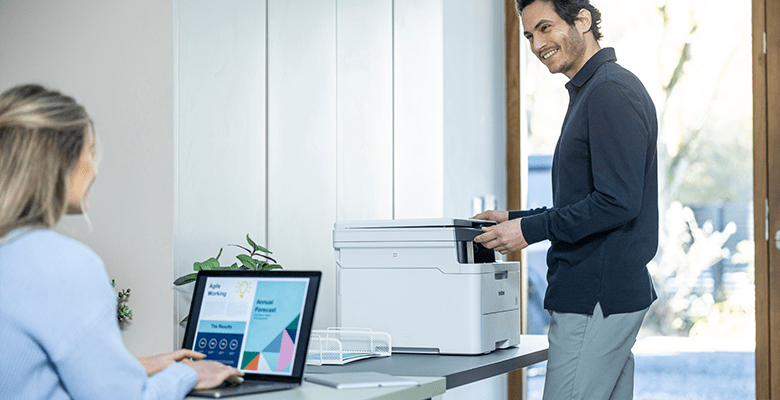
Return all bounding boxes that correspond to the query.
[567,47,617,89]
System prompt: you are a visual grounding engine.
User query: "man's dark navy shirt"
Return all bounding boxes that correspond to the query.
[511,48,658,317]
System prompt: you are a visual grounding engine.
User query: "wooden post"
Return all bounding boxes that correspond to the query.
[505,1,526,399]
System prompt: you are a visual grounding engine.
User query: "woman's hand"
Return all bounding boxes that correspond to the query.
[138,349,205,376]
[182,359,245,389]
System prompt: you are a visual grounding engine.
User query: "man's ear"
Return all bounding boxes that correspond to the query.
[575,8,593,35]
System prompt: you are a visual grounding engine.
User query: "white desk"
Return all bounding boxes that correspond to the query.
[185,376,445,400]
[186,335,547,399]
[307,334,549,390]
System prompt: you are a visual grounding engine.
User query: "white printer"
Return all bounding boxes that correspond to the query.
[333,218,520,355]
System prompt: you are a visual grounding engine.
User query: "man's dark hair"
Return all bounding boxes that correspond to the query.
[516,0,603,41]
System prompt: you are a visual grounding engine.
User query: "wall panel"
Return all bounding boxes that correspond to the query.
[337,0,394,221]
[393,0,444,218]
[442,0,507,219]
[175,0,268,344]
[267,0,338,329]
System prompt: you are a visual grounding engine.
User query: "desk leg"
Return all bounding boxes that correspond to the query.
[508,367,527,400]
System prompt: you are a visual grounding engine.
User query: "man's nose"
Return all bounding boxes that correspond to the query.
[530,36,545,55]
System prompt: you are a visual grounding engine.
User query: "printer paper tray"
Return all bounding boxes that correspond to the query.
[306,328,391,365]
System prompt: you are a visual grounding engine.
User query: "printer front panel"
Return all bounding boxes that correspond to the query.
[335,241,464,274]
[483,309,521,351]
[338,267,485,354]
[482,270,520,314]
[335,243,508,274]
[333,227,462,243]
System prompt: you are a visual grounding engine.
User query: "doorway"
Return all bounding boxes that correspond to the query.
[506,0,763,398]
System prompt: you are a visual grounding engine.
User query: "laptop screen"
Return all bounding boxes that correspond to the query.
[182,270,321,383]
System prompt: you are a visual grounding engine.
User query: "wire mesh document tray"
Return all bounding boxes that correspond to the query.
[306,327,391,365]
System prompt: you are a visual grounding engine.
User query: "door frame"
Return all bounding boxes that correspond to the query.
[505,1,525,399]
[754,0,779,398]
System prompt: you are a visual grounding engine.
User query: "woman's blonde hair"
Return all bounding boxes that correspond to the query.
[0,84,92,239]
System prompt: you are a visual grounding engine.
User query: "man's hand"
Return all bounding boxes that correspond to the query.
[472,210,509,223]
[182,359,245,390]
[138,349,206,376]
[474,218,528,254]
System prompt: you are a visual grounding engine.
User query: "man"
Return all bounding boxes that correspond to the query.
[474,1,658,399]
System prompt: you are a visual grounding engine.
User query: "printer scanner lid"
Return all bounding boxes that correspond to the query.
[333,218,498,246]
[334,218,496,230]
[333,218,509,268]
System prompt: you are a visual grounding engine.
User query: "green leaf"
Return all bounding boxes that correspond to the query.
[194,257,221,271]
[193,261,204,271]
[254,244,272,254]
[246,234,259,251]
[174,273,198,285]
[236,254,256,270]
[246,235,272,254]
[229,262,240,270]
[262,264,283,271]
[253,253,278,264]
[229,243,252,254]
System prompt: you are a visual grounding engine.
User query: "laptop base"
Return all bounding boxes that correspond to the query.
[189,381,299,398]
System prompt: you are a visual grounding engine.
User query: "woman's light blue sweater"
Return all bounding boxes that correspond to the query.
[0,229,197,399]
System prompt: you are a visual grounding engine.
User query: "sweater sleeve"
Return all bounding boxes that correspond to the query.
[30,234,198,400]
[53,300,198,400]
[521,81,651,245]
[508,207,548,221]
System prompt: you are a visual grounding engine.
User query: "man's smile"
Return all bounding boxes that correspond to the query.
[542,48,559,60]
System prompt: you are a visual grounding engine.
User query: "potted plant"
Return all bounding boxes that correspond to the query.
[174,234,281,323]
[174,234,281,286]
[111,279,132,329]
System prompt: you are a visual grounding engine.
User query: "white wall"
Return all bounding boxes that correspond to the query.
[0,0,176,356]
[266,0,339,331]
[337,0,394,222]
[174,0,268,344]
[393,0,445,218]
[443,0,508,217]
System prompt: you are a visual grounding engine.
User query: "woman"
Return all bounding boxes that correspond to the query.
[0,84,243,399]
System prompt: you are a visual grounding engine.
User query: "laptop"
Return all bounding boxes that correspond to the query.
[181,270,321,398]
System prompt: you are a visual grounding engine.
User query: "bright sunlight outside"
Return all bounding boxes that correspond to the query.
[521,1,755,399]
